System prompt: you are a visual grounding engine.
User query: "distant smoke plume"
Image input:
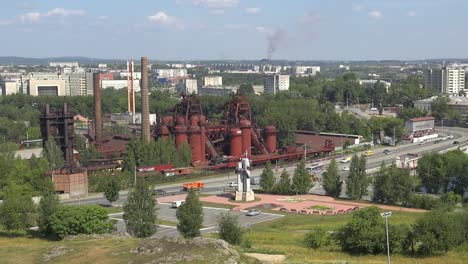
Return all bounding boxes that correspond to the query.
[267,28,288,58]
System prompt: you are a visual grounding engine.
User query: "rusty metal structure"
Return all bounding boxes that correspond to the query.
[155,94,335,169]
[40,103,75,172]
[40,103,88,198]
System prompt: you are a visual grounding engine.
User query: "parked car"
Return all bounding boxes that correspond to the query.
[340,157,351,163]
[246,209,262,216]
[229,182,238,187]
[153,189,167,196]
[171,200,185,208]
[342,166,350,171]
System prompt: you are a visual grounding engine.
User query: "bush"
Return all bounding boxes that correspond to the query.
[49,205,114,239]
[218,212,243,245]
[304,227,329,249]
[241,235,252,249]
[403,194,439,210]
[413,209,466,256]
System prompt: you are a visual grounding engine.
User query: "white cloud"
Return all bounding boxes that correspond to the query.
[407,11,417,17]
[45,8,85,17]
[19,12,41,22]
[148,11,177,24]
[368,10,383,19]
[246,7,260,14]
[148,11,185,30]
[18,8,85,23]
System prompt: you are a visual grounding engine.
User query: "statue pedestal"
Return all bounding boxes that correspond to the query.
[235,190,255,202]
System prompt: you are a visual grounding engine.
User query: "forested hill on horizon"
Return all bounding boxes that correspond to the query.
[1,56,468,66]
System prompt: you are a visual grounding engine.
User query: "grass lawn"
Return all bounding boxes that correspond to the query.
[158,219,178,227]
[245,209,468,264]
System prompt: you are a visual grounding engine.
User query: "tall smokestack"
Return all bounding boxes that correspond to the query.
[140,56,151,143]
[93,73,102,148]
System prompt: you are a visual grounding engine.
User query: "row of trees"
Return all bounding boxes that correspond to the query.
[417,150,468,195]
[308,206,468,256]
[259,161,313,195]
[122,137,192,172]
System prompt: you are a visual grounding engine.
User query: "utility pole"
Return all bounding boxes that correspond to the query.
[393,126,396,146]
[134,165,137,186]
[381,212,392,264]
[304,144,307,161]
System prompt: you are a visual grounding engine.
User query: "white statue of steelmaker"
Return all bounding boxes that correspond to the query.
[235,158,255,202]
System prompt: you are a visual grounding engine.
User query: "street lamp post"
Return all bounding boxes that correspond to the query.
[381,212,392,264]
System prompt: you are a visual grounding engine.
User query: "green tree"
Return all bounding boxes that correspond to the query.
[238,83,254,94]
[123,179,158,238]
[49,205,114,239]
[431,96,450,121]
[322,158,342,198]
[178,142,193,167]
[304,227,329,249]
[79,144,102,167]
[0,184,36,232]
[373,162,413,204]
[260,161,275,193]
[43,138,64,170]
[335,206,407,254]
[346,154,368,200]
[177,189,204,238]
[104,177,120,206]
[274,169,291,195]
[292,160,312,194]
[38,190,60,237]
[218,212,242,245]
[413,209,466,255]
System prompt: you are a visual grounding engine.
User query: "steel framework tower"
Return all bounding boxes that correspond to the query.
[127,60,135,123]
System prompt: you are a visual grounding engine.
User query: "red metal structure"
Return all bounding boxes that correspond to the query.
[154,94,335,169]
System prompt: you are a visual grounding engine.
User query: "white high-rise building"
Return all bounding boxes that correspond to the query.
[264,74,290,94]
[204,76,222,87]
[444,67,465,95]
[424,66,465,95]
[185,79,198,94]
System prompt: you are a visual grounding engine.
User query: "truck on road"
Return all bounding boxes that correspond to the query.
[182,181,205,191]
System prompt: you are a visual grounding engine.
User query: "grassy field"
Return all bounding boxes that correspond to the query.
[243,209,468,264]
[201,201,236,209]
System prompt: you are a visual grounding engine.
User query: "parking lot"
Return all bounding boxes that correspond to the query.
[111,203,283,238]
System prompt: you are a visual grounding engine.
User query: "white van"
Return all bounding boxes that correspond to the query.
[171,200,185,208]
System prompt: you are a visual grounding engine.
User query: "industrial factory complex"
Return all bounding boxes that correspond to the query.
[33,56,337,197]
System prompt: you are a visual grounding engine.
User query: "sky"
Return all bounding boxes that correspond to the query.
[0,0,467,61]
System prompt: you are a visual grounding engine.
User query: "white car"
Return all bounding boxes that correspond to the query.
[342,166,350,171]
[229,182,238,187]
[246,210,261,216]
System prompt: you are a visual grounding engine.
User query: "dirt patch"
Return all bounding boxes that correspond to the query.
[244,253,286,263]
[43,245,74,262]
[132,237,240,264]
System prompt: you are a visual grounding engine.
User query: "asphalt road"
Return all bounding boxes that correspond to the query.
[64,126,468,206]
[112,203,283,238]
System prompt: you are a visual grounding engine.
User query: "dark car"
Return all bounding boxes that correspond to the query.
[153,189,167,196]
[383,149,391,155]
[453,141,460,145]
